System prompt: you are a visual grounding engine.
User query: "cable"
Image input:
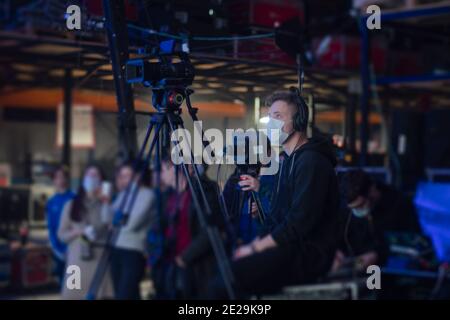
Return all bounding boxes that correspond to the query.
[193,34,275,41]
[127,23,274,42]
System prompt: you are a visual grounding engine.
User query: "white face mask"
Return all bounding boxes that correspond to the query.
[351,206,370,218]
[266,117,293,146]
[83,176,101,194]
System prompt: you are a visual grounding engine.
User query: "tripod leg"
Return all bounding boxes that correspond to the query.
[166,115,236,300]
[122,120,164,217]
[250,191,266,225]
[113,120,155,225]
[171,118,213,216]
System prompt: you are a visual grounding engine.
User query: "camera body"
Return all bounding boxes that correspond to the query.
[126,52,194,89]
[126,39,194,89]
[231,134,262,177]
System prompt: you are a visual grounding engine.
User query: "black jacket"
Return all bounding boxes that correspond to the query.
[181,174,223,265]
[266,136,340,278]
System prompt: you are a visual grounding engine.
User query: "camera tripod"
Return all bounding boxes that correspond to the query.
[86,88,236,300]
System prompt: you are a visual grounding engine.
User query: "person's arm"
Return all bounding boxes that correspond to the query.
[100,199,115,226]
[122,188,156,232]
[180,232,210,266]
[57,201,82,244]
[234,234,277,259]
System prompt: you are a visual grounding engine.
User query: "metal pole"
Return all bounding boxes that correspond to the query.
[344,94,357,165]
[359,17,370,166]
[103,0,138,161]
[63,68,72,168]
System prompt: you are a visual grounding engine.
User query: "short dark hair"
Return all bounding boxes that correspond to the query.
[265,90,299,111]
[53,165,70,180]
[344,170,372,204]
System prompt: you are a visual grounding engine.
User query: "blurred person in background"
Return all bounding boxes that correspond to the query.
[58,164,113,299]
[332,169,422,272]
[101,162,156,300]
[46,165,75,286]
[345,169,421,235]
[148,162,176,299]
[157,157,222,299]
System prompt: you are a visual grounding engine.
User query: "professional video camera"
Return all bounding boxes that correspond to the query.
[125,40,194,89]
[231,134,262,178]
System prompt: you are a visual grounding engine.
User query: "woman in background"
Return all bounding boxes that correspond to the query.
[58,164,113,300]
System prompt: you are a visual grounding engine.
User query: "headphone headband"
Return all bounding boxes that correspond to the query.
[288,86,308,132]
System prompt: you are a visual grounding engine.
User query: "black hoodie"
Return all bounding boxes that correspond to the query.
[265,136,340,278]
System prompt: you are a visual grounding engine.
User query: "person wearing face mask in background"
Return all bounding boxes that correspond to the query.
[101,162,156,300]
[331,170,422,273]
[208,89,340,299]
[57,164,113,299]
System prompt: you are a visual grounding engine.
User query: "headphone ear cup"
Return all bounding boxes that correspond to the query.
[298,97,309,132]
[293,112,302,131]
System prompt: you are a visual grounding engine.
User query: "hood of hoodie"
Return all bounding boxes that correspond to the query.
[290,135,337,168]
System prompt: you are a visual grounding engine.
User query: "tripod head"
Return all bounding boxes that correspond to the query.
[151,88,185,113]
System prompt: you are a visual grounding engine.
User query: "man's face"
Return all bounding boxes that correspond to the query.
[53,170,68,192]
[268,100,295,134]
[116,166,134,192]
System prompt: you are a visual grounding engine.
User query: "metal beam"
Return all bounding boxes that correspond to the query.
[103,0,137,161]
[359,18,370,166]
[63,69,72,168]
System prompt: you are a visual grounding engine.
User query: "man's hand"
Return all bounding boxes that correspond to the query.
[233,244,254,260]
[233,235,278,260]
[238,175,260,192]
[331,250,346,272]
[175,256,186,268]
[355,251,378,271]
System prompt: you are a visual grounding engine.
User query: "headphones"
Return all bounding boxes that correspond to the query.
[288,86,309,132]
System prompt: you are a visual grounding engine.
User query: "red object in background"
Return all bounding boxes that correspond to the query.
[237,39,294,65]
[312,35,387,74]
[84,0,138,21]
[11,245,53,289]
[229,0,304,28]
[390,50,423,76]
[312,35,424,76]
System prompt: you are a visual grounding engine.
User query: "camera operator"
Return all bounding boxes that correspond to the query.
[208,89,340,298]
